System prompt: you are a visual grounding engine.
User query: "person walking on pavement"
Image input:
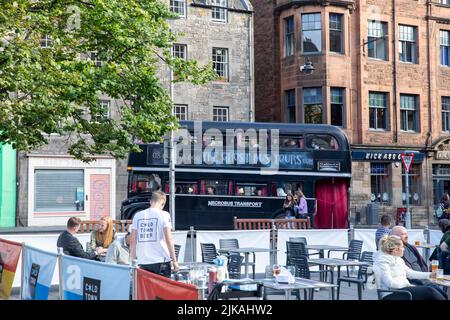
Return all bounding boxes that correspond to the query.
[130,191,179,278]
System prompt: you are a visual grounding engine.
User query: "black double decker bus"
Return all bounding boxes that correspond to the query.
[121,121,352,230]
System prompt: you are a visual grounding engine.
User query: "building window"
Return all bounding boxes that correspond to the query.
[369,92,388,130]
[439,0,450,4]
[331,88,344,126]
[174,104,188,120]
[173,44,187,60]
[213,106,229,122]
[285,90,296,123]
[302,13,321,53]
[35,169,84,212]
[441,30,450,67]
[212,48,228,80]
[170,0,186,17]
[370,163,391,204]
[329,13,343,54]
[400,94,418,132]
[402,164,421,205]
[40,35,52,48]
[284,16,295,57]
[399,25,417,63]
[211,0,227,22]
[89,51,103,67]
[303,87,322,124]
[442,97,450,132]
[367,20,387,60]
[93,100,111,122]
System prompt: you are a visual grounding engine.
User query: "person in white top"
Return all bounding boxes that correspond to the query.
[130,191,179,277]
[373,235,445,300]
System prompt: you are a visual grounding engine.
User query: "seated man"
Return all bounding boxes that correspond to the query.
[57,217,99,260]
[105,228,131,265]
[391,226,447,298]
[375,214,392,250]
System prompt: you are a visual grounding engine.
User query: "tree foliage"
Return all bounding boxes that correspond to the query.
[0,0,216,160]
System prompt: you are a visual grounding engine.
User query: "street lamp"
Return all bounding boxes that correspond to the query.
[300,59,315,75]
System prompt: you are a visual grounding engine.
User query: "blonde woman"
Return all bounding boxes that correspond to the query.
[373,235,445,300]
[90,216,115,255]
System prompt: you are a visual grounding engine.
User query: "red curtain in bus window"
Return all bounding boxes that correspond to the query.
[193,184,198,194]
[165,184,169,193]
[261,187,268,196]
[131,181,137,192]
[200,180,206,194]
[315,178,348,229]
[271,183,277,196]
[228,181,233,195]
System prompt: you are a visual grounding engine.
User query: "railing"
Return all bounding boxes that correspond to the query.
[78,220,133,234]
[233,217,310,230]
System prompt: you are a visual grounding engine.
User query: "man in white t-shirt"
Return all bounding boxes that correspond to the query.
[130,191,179,277]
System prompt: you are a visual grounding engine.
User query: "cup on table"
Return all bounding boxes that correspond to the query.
[436,269,444,281]
[414,240,420,246]
[272,264,281,279]
[287,265,296,277]
[431,260,439,272]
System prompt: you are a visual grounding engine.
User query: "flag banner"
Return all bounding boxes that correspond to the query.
[21,245,58,300]
[60,255,131,300]
[136,268,198,300]
[0,238,22,299]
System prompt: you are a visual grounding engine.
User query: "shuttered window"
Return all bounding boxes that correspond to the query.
[34,170,84,212]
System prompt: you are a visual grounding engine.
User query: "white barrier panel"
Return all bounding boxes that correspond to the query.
[172,231,188,263]
[196,230,270,273]
[277,229,348,265]
[354,229,376,253]
[430,230,442,246]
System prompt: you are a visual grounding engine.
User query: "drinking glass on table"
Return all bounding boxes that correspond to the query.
[431,260,439,272]
[272,264,281,277]
[436,269,444,281]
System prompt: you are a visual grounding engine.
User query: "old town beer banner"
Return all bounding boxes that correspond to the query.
[0,238,22,299]
[60,255,130,300]
[21,245,57,300]
[136,268,198,300]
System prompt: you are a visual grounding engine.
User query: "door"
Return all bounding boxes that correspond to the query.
[86,169,112,220]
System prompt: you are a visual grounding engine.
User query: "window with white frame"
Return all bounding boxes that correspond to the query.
[402,164,421,205]
[34,169,84,212]
[211,0,227,22]
[285,89,296,123]
[399,25,417,63]
[173,44,187,60]
[329,13,343,54]
[400,94,418,132]
[331,87,344,126]
[369,92,388,130]
[40,35,52,48]
[440,0,450,4]
[212,47,228,80]
[302,13,321,53]
[368,20,387,60]
[284,16,295,57]
[170,0,186,17]
[441,30,450,67]
[442,97,450,132]
[213,106,229,122]
[93,100,111,122]
[174,104,188,120]
[303,87,322,124]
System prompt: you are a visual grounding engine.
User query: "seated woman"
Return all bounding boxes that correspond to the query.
[373,235,445,300]
[90,216,115,255]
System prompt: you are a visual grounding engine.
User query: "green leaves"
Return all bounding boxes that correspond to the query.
[0,0,215,161]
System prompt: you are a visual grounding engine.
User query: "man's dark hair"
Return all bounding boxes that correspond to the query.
[67,217,81,229]
[438,219,450,233]
[380,214,391,226]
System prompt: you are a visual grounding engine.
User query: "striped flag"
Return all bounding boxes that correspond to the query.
[60,255,131,300]
[0,238,22,299]
[21,245,58,300]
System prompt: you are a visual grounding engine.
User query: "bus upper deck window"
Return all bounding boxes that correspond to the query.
[307,135,339,150]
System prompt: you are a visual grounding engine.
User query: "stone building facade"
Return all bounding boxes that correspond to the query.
[251,0,450,227]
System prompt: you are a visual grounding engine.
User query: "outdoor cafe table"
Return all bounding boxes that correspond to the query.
[305,245,349,259]
[429,275,450,298]
[414,243,436,263]
[260,277,338,300]
[223,247,274,279]
[308,258,370,283]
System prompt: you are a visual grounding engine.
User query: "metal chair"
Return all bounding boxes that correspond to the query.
[227,254,244,279]
[174,244,181,260]
[219,238,256,279]
[286,241,308,265]
[288,255,335,300]
[336,251,373,300]
[377,289,413,300]
[288,237,320,258]
[200,243,218,264]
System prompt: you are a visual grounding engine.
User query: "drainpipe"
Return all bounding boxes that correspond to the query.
[392,0,398,143]
[425,0,433,224]
[248,14,255,122]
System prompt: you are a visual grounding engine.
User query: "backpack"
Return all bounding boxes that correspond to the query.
[435,205,444,219]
